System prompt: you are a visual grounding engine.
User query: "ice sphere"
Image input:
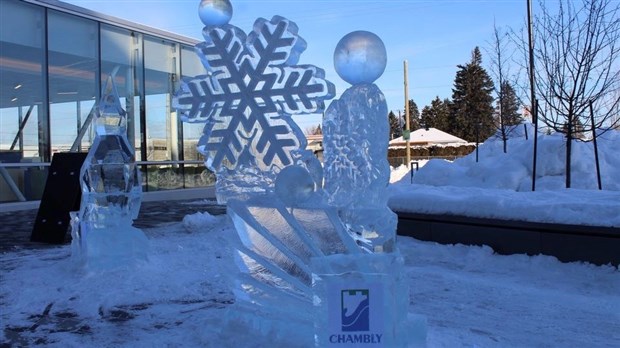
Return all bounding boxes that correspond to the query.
[73,75,148,270]
[198,0,232,26]
[275,165,315,206]
[173,15,335,203]
[334,31,387,85]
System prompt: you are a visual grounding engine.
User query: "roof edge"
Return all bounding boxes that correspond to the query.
[22,0,201,46]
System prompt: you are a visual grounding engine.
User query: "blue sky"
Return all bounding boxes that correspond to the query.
[64,0,529,131]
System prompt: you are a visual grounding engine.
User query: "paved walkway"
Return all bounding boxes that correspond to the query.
[0,199,227,253]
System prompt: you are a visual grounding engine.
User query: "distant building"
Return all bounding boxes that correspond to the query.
[387,128,474,166]
[388,128,468,147]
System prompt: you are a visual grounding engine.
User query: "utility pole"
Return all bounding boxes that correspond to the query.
[404,60,411,164]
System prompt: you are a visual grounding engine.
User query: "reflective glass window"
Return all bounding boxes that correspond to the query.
[144,36,181,190]
[101,24,143,160]
[0,0,47,202]
[47,10,99,153]
[0,0,47,162]
[180,45,213,188]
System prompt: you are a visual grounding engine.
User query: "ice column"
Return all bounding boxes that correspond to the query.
[322,31,397,253]
[311,31,426,348]
[72,76,148,270]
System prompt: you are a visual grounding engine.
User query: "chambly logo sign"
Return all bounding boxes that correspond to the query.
[328,289,383,345]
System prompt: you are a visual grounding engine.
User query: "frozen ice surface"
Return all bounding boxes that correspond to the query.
[323,83,396,252]
[226,193,361,322]
[73,76,147,269]
[324,84,390,206]
[173,15,335,203]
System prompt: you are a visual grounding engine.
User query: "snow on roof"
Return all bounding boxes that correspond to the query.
[389,128,468,146]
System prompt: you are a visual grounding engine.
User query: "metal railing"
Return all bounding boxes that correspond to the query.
[0,159,212,204]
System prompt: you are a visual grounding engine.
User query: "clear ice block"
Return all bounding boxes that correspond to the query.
[72,75,148,270]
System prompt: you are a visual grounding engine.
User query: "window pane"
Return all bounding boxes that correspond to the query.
[180,45,213,188]
[101,24,143,160]
[0,0,46,162]
[144,36,181,190]
[144,37,178,162]
[180,45,205,162]
[47,10,99,153]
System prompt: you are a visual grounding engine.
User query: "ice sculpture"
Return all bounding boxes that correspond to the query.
[173,0,335,203]
[323,31,397,253]
[71,76,148,270]
[176,2,424,346]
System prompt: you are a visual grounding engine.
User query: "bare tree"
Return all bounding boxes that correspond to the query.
[530,0,620,187]
[486,23,525,153]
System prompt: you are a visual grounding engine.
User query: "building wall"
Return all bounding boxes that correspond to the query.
[0,0,212,203]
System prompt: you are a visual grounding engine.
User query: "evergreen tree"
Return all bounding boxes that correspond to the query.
[313,124,322,135]
[497,81,522,126]
[421,96,452,131]
[305,124,323,135]
[450,47,495,142]
[388,111,403,139]
[404,99,420,131]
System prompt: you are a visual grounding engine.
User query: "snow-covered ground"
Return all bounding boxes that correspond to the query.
[2,128,619,347]
[2,211,619,347]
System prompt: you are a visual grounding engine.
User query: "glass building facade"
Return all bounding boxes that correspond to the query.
[0,0,213,204]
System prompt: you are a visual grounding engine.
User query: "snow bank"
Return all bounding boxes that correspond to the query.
[389,127,620,226]
[412,127,620,191]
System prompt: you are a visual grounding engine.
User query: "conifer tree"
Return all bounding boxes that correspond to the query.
[388,111,402,139]
[404,99,421,131]
[498,81,522,126]
[450,47,495,142]
[421,97,452,132]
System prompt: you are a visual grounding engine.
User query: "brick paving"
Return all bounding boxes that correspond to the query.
[0,199,227,253]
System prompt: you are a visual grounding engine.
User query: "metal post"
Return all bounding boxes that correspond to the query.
[77,101,82,152]
[404,60,411,165]
[10,105,35,151]
[476,122,480,163]
[589,101,602,190]
[527,0,538,191]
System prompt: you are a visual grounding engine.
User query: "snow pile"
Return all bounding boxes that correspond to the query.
[389,128,620,226]
[411,128,620,191]
[181,211,221,232]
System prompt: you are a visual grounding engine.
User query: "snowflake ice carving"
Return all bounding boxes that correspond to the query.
[173,16,335,173]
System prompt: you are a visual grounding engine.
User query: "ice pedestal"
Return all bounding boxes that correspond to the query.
[312,252,426,347]
[323,84,396,253]
[71,220,148,270]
